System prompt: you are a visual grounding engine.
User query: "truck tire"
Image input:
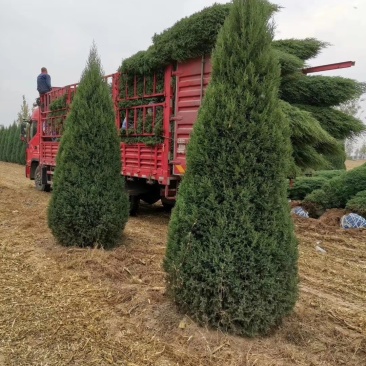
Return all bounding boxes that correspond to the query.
[35,165,50,192]
[129,195,140,216]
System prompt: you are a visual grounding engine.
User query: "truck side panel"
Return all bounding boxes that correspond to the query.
[41,142,59,166]
[172,56,212,175]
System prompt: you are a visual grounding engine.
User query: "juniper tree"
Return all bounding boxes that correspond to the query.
[10,122,20,164]
[4,123,16,162]
[0,126,5,161]
[48,45,129,248]
[16,96,30,165]
[164,0,298,337]
[1,126,10,161]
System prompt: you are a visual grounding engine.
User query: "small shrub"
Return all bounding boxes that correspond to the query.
[288,176,326,200]
[304,163,366,213]
[326,164,366,207]
[313,170,344,179]
[346,190,366,217]
[302,189,328,217]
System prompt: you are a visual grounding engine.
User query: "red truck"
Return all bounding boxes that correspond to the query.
[22,60,355,213]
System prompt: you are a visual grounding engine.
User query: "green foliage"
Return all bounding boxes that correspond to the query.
[0,126,8,161]
[120,102,164,146]
[119,70,165,99]
[48,94,70,137]
[152,4,233,62]
[290,112,338,154]
[0,123,24,164]
[273,38,328,61]
[4,123,14,162]
[288,170,344,205]
[331,164,366,206]
[288,176,326,200]
[281,101,340,170]
[164,0,298,337]
[17,95,31,124]
[304,163,366,211]
[323,142,347,170]
[10,123,19,162]
[6,124,13,162]
[293,145,332,171]
[120,2,275,75]
[281,75,364,107]
[346,190,366,216]
[313,170,343,179]
[296,105,366,140]
[304,188,329,206]
[0,125,6,161]
[0,96,30,165]
[48,45,129,249]
[275,50,304,76]
[120,4,232,74]
[302,189,329,217]
[49,94,68,111]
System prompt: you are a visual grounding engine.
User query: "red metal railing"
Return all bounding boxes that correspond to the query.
[119,66,174,184]
[302,61,355,74]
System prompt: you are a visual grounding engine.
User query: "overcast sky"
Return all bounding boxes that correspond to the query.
[0,0,364,127]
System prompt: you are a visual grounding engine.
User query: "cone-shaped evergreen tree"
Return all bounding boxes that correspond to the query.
[164,0,298,337]
[0,126,5,161]
[1,127,10,161]
[48,45,129,248]
[10,122,19,163]
[4,123,16,162]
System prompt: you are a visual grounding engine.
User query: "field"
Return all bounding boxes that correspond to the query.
[0,161,365,366]
[345,159,366,170]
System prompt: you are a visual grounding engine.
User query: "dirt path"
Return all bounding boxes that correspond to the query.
[0,161,365,366]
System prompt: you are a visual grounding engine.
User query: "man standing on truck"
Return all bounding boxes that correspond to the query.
[37,67,52,112]
[37,67,52,95]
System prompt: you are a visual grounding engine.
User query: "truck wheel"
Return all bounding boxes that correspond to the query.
[129,195,140,216]
[35,165,50,192]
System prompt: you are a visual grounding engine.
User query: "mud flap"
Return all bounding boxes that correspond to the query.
[41,166,48,185]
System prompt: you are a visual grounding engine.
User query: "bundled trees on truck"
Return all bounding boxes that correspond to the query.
[118,2,365,174]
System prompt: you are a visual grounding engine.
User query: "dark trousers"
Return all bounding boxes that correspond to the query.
[37,93,47,111]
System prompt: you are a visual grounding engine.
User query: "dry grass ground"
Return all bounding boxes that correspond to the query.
[0,161,365,366]
[345,159,366,170]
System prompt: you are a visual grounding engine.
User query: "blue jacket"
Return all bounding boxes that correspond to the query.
[37,73,52,94]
